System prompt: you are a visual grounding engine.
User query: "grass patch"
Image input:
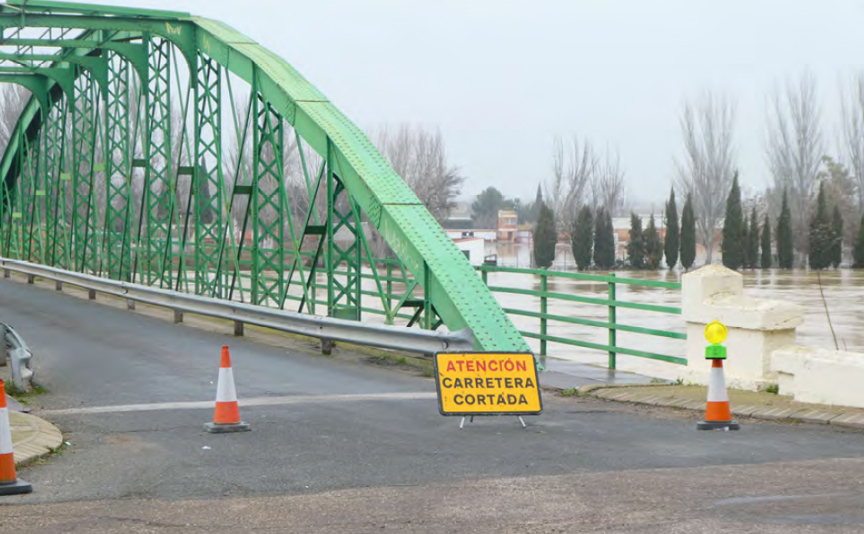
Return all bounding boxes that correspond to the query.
[5,380,47,402]
[560,387,579,397]
[765,383,779,394]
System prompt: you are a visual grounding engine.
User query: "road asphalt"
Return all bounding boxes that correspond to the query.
[1,277,864,533]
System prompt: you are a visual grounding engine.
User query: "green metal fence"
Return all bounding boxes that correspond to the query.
[477,265,686,368]
[160,252,686,369]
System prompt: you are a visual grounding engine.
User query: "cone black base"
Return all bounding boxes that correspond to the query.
[0,479,33,496]
[697,420,740,431]
[204,421,250,434]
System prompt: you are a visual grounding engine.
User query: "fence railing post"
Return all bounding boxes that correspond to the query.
[540,271,547,359]
[608,272,617,369]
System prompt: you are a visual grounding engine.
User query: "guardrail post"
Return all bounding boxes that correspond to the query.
[173,310,183,323]
[608,272,617,370]
[88,289,96,300]
[321,338,334,355]
[55,281,62,291]
[3,268,9,278]
[233,320,244,336]
[126,299,135,310]
[386,262,392,307]
[540,271,547,359]
[26,274,34,284]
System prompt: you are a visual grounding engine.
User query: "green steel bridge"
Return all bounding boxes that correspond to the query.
[0,0,528,353]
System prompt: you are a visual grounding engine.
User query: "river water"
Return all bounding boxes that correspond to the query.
[485,243,864,379]
[227,242,864,380]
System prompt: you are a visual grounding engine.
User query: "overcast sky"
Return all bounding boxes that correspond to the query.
[83,1,864,205]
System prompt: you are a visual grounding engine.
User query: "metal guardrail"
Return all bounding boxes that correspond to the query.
[0,258,475,356]
[476,265,686,369]
[1,323,34,392]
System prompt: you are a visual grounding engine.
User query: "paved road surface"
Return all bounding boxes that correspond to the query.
[1,277,864,533]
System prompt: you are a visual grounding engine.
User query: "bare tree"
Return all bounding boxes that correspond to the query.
[841,73,864,209]
[374,124,465,223]
[224,95,305,246]
[545,135,596,232]
[676,92,736,264]
[591,147,626,215]
[765,73,823,256]
[0,84,30,157]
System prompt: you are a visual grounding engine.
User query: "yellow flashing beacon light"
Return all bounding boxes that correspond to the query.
[704,320,727,360]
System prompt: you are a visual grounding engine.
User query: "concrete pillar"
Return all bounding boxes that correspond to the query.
[681,265,804,391]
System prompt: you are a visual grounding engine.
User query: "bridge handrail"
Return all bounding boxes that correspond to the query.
[0,258,474,356]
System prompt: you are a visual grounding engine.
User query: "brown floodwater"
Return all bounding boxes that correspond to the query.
[234,242,864,379]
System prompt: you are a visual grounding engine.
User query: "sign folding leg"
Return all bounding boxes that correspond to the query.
[459,415,527,429]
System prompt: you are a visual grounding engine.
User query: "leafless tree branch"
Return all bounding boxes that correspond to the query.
[675,91,737,264]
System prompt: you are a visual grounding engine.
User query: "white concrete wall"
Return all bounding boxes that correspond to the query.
[772,345,864,408]
[679,265,864,408]
[680,265,804,391]
[446,230,497,242]
[455,238,486,267]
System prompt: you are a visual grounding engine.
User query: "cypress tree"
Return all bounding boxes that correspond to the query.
[533,201,557,268]
[721,173,743,270]
[680,193,696,269]
[664,189,679,269]
[831,206,843,268]
[746,207,759,269]
[777,189,794,269]
[644,214,663,269]
[627,213,645,269]
[854,212,864,268]
[571,206,594,270]
[741,211,751,269]
[809,182,832,270]
[760,213,772,269]
[594,207,615,270]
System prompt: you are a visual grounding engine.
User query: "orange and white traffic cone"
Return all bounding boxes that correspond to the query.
[0,379,33,495]
[697,359,740,431]
[204,346,250,434]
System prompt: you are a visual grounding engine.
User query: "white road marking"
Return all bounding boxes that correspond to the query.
[41,391,437,416]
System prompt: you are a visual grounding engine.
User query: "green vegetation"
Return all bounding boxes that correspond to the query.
[571,205,594,270]
[644,214,663,269]
[831,205,843,268]
[777,189,794,269]
[808,182,832,270]
[746,206,759,269]
[854,213,864,268]
[627,212,645,269]
[533,201,557,268]
[761,212,772,269]
[594,207,615,270]
[680,193,696,270]
[664,189,679,269]
[721,172,743,270]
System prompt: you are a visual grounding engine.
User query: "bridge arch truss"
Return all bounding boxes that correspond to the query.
[0,0,528,353]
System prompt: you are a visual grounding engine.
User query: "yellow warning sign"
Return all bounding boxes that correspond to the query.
[433,352,542,415]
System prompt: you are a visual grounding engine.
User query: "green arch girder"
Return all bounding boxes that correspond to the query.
[0,0,529,353]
